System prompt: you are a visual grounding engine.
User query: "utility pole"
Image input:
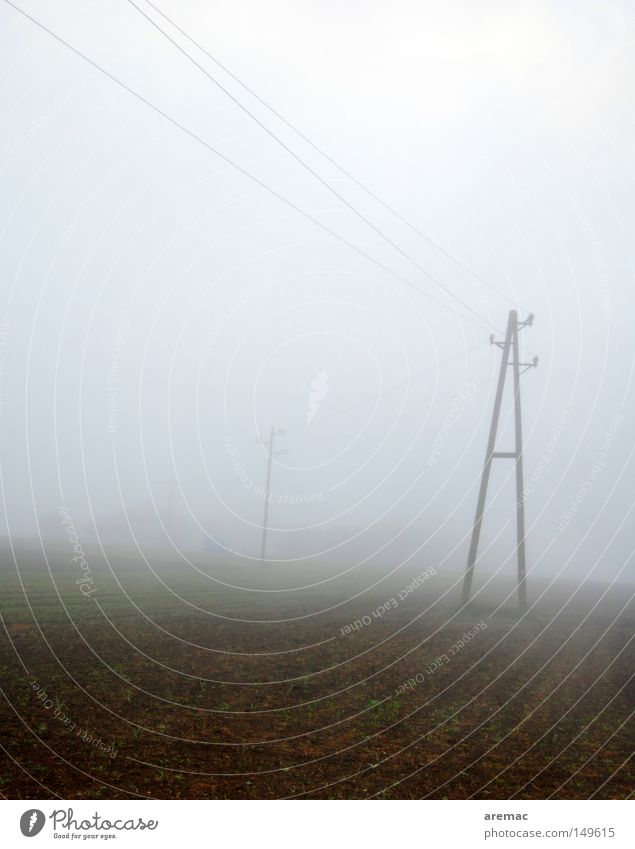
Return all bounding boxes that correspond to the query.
[462,310,538,612]
[161,478,178,533]
[255,427,287,561]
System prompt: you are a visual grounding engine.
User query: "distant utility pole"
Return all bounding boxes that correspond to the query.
[462,310,538,612]
[255,427,287,561]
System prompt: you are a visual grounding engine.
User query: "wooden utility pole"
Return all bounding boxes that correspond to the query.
[256,427,287,561]
[161,478,178,534]
[462,310,537,612]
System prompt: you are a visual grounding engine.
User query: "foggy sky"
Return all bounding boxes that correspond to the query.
[1,0,634,585]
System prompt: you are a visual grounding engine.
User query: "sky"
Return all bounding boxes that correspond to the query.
[1,0,634,586]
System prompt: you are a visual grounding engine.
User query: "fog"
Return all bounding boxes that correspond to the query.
[1,0,634,592]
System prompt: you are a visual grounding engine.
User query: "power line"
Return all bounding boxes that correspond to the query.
[2,1,498,336]
[313,340,487,424]
[126,0,510,335]
[401,374,492,421]
[135,0,531,318]
[255,426,287,561]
